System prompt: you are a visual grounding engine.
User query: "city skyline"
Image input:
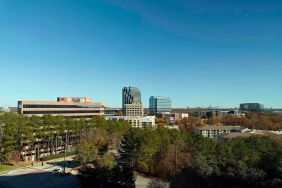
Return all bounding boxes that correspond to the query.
[0,89,274,109]
[0,0,282,108]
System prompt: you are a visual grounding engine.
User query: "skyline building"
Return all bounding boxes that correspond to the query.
[149,96,172,115]
[124,103,144,116]
[122,87,143,116]
[240,103,264,112]
[122,87,142,106]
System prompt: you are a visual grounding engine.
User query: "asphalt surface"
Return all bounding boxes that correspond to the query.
[0,157,80,188]
[135,174,169,188]
[0,157,169,188]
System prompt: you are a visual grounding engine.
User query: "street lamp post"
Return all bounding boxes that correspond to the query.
[0,147,4,169]
[63,123,70,174]
[63,130,67,173]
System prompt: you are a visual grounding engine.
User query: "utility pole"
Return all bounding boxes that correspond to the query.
[63,124,70,174]
[0,153,2,169]
[63,130,67,173]
[38,141,40,161]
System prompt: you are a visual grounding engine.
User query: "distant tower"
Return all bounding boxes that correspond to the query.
[122,87,143,116]
[149,96,171,115]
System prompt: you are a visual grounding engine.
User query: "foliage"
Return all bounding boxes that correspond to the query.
[119,127,192,179]
[170,135,282,188]
[1,112,282,187]
[178,117,203,133]
[155,118,169,125]
[222,112,282,130]
[79,166,135,188]
[76,141,99,166]
[97,152,117,169]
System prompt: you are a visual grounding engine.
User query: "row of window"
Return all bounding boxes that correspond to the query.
[23,110,103,114]
[23,105,103,109]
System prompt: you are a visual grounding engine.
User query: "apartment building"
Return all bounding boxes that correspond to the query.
[195,125,249,139]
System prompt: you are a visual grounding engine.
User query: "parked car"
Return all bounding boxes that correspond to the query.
[51,168,62,174]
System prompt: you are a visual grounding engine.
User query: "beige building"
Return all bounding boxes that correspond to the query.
[221,129,282,141]
[106,116,155,128]
[122,87,143,116]
[195,125,249,139]
[124,103,144,116]
[18,97,104,117]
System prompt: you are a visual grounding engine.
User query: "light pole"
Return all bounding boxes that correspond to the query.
[0,148,3,169]
[63,123,69,174]
[63,130,67,173]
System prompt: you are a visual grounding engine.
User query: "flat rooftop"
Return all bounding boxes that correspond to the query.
[195,125,244,131]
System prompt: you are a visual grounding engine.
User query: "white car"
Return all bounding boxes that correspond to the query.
[51,168,62,174]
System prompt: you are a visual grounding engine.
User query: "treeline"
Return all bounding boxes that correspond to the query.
[76,120,282,188]
[195,112,282,130]
[171,135,282,188]
[1,112,282,187]
[222,113,282,130]
[119,128,282,187]
[0,113,131,161]
[77,122,191,187]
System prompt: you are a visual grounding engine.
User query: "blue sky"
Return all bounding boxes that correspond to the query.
[0,0,281,108]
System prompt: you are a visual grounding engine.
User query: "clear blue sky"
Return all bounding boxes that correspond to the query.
[0,0,281,108]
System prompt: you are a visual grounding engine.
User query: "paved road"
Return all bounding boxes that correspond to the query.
[135,174,169,188]
[0,157,170,188]
[0,157,80,188]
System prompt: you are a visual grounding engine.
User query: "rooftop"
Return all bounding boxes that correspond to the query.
[223,130,281,139]
[195,125,245,131]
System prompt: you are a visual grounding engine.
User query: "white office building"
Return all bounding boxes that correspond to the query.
[106,116,155,129]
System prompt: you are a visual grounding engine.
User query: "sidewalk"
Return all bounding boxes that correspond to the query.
[0,155,76,175]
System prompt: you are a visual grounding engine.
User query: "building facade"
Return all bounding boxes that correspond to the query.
[198,110,241,118]
[157,113,189,124]
[8,107,18,113]
[149,96,171,115]
[106,116,155,128]
[122,87,143,116]
[195,125,248,139]
[240,103,264,111]
[104,108,121,116]
[18,97,104,117]
[124,104,144,116]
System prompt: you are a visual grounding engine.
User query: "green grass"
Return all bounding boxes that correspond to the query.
[0,163,16,173]
[41,151,76,161]
[0,152,77,174]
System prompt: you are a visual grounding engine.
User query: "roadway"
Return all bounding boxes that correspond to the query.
[0,157,169,188]
[0,156,80,188]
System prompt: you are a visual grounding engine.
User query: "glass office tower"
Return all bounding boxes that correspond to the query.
[149,96,172,115]
[122,87,143,116]
[122,87,142,106]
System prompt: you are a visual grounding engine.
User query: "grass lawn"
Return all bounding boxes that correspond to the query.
[0,163,16,173]
[0,161,39,174]
[0,155,76,174]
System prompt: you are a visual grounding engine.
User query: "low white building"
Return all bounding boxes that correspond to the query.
[180,113,189,119]
[195,125,249,139]
[106,116,155,128]
[222,129,282,140]
[270,129,282,135]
